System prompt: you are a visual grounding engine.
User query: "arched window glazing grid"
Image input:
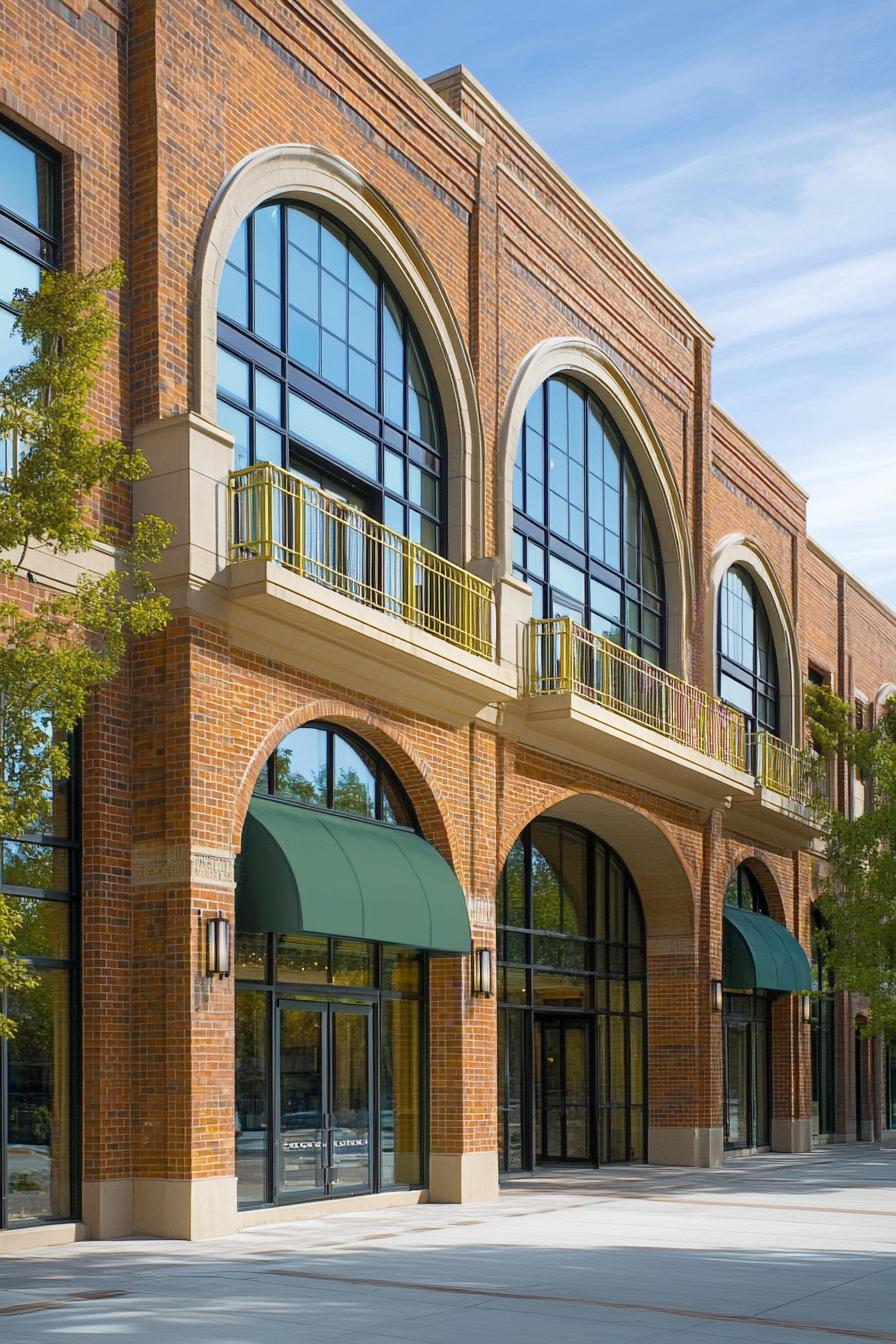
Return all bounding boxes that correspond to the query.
[216,202,445,552]
[252,721,415,830]
[512,376,665,665]
[497,818,647,1167]
[718,566,779,734]
[724,864,768,915]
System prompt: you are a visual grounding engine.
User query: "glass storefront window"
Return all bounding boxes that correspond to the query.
[235,992,268,1205]
[496,818,647,1169]
[6,970,72,1223]
[380,997,421,1189]
[235,932,425,1208]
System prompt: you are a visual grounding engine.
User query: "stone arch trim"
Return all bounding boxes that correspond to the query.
[193,143,485,564]
[874,682,896,714]
[496,785,696,939]
[496,337,696,679]
[707,535,801,745]
[230,697,466,887]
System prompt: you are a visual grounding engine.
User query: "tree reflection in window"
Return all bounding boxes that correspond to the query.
[253,721,412,827]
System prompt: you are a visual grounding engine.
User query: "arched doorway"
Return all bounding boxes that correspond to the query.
[722,864,811,1151]
[496,817,647,1172]
[233,720,470,1209]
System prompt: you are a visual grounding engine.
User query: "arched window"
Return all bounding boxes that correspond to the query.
[252,721,414,828]
[512,376,665,664]
[724,864,767,914]
[496,818,647,1169]
[216,202,444,551]
[718,566,779,734]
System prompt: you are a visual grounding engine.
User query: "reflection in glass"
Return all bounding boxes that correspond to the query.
[274,726,327,806]
[236,992,268,1205]
[234,932,267,982]
[332,939,373,986]
[278,934,328,984]
[332,1010,371,1191]
[7,896,70,960]
[332,735,375,817]
[7,970,71,1222]
[278,1008,325,1198]
[381,998,420,1188]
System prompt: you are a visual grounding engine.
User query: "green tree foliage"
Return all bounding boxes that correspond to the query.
[0,261,172,1036]
[808,683,896,1037]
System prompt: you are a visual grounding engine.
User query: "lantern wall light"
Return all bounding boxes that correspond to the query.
[205,913,231,978]
[471,946,493,997]
[711,979,723,1013]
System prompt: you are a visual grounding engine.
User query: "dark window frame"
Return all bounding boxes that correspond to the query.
[717,565,780,735]
[216,201,446,553]
[512,375,665,666]
[0,730,80,1231]
[496,818,648,1171]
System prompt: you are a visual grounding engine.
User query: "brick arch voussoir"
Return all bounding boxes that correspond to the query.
[230,698,464,884]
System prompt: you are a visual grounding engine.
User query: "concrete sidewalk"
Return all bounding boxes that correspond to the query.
[2,1145,896,1343]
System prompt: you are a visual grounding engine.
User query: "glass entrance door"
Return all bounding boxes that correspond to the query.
[724,993,770,1149]
[277,1001,373,1201]
[534,1015,591,1163]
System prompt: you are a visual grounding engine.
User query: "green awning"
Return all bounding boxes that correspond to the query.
[237,795,471,954]
[723,905,811,992]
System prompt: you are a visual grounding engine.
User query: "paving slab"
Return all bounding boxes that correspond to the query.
[2,1145,896,1343]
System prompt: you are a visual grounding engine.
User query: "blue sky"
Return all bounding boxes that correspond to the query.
[349,0,896,606]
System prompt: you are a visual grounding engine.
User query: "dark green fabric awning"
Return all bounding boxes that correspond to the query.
[723,905,811,992]
[237,796,471,954]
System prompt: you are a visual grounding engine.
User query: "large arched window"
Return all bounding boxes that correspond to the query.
[217,202,445,551]
[497,817,647,1170]
[718,566,779,734]
[512,376,664,664]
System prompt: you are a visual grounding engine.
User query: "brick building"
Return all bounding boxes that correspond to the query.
[1,0,894,1249]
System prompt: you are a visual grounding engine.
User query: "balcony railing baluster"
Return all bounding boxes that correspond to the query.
[229,462,494,659]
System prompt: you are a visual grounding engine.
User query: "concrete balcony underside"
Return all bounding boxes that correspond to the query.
[226,557,515,725]
[508,690,817,845]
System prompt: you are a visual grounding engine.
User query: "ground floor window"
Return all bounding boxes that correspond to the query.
[1,740,78,1230]
[887,1041,896,1131]
[235,933,425,1207]
[497,818,647,1171]
[724,991,770,1149]
[810,992,836,1138]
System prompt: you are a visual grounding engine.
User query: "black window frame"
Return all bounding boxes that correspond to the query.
[717,565,780,736]
[512,374,665,667]
[496,818,648,1171]
[0,730,80,1231]
[216,201,446,554]
[724,864,768,915]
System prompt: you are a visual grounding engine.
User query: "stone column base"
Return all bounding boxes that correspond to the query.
[648,1126,723,1167]
[771,1117,813,1153]
[82,1179,135,1239]
[133,1177,238,1240]
[428,1151,499,1203]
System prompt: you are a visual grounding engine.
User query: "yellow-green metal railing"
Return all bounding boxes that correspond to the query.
[528,615,747,771]
[748,731,815,808]
[229,462,494,659]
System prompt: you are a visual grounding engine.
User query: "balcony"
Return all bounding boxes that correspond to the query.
[515,617,817,839]
[226,462,514,722]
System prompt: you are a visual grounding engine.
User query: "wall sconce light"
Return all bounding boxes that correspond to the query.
[205,913,231,978]
[711,979,723,1013]
[801,993,812,1024]
[471,946,493,997]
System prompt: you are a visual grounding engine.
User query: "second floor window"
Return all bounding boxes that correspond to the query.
[512,376,665,665]
[0,119,60,476]
[216,203,445,553]
[718,565,779,735]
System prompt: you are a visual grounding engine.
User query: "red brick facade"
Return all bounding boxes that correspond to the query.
[1,0,894,1242]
